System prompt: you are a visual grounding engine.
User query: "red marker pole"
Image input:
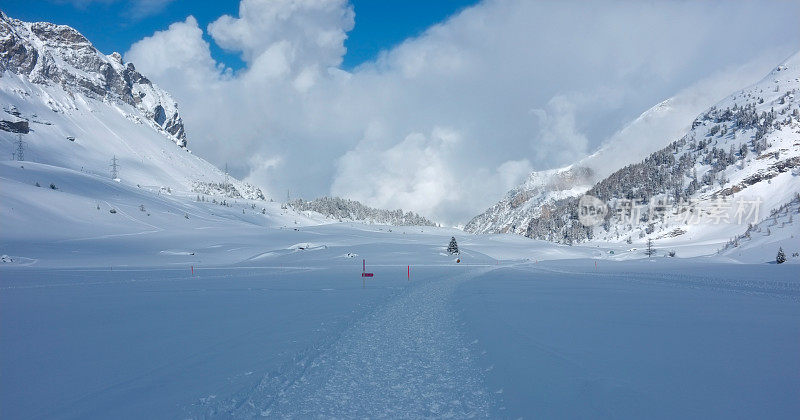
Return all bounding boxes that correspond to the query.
[191,265,194,276]
[408,265,410,281]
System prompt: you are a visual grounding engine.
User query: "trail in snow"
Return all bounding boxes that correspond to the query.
[205,267,496,418]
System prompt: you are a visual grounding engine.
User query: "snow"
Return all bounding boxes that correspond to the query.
[2,67,799,418]
[3,152,795,418]
[2,230,798,418]
[0,72,217,191]
[2,14,799,420]
[457,259,800,418]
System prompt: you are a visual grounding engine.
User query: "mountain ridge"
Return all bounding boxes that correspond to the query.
[0,11,187,146]
[521,51,800,251]
[465,54,800,251]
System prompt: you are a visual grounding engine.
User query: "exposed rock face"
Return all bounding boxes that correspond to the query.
[464,166,595,235]
[0,119,28,133]
[0,12,187,146]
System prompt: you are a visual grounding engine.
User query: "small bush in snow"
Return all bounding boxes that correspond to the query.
[49,183,57,190]
[35,181,40,187]
[668,250,676,257]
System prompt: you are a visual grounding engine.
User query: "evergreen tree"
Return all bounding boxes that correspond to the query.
[447,236,459,254]
[644,238,656,257]
[776,247,786,264]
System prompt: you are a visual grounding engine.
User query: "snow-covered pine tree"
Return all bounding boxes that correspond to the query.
[644,238,656,257]
[776,247,786,264]
[447,236,459,254]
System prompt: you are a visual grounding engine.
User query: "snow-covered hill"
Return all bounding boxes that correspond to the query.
[466,53,800,240]
[289,196,437,227]
[465,98,694,235]
[517,51,800,255]
[463,165,594,235]
[718,193,799,263]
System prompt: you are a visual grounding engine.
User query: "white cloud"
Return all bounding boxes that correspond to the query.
[577,52,790,181]
[208,0,353,70]
[529,95,590,167]
[126,0,800,225]
[125,16,221,87]
[332,127,462,218]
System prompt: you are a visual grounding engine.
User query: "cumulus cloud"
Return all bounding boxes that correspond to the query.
[530,95,591,167]
[126,0,800,225]
[209,0,353,69]
[125,16,220,84]
[332,127,462,218]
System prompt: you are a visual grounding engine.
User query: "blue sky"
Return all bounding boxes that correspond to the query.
[2,0,479,70]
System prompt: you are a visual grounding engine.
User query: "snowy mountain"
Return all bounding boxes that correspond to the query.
[463,165,594,235]
[0,12,276,196]
[518,52,800,252]
[465,98,691,235]
[718,193,799,263]
[289,196,437,227]
[0,13,308,249]
[0,11,186,146]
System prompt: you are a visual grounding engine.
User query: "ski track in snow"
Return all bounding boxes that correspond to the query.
[203,268,496,418]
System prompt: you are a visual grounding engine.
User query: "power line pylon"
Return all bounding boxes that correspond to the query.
[15,133,25,161]
[224,163,230,192]
[110,155,119,179]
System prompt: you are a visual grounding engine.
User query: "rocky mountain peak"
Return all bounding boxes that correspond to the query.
[0,12,187,146]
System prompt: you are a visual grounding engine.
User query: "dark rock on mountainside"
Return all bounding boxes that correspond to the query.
[0,119,28,133]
